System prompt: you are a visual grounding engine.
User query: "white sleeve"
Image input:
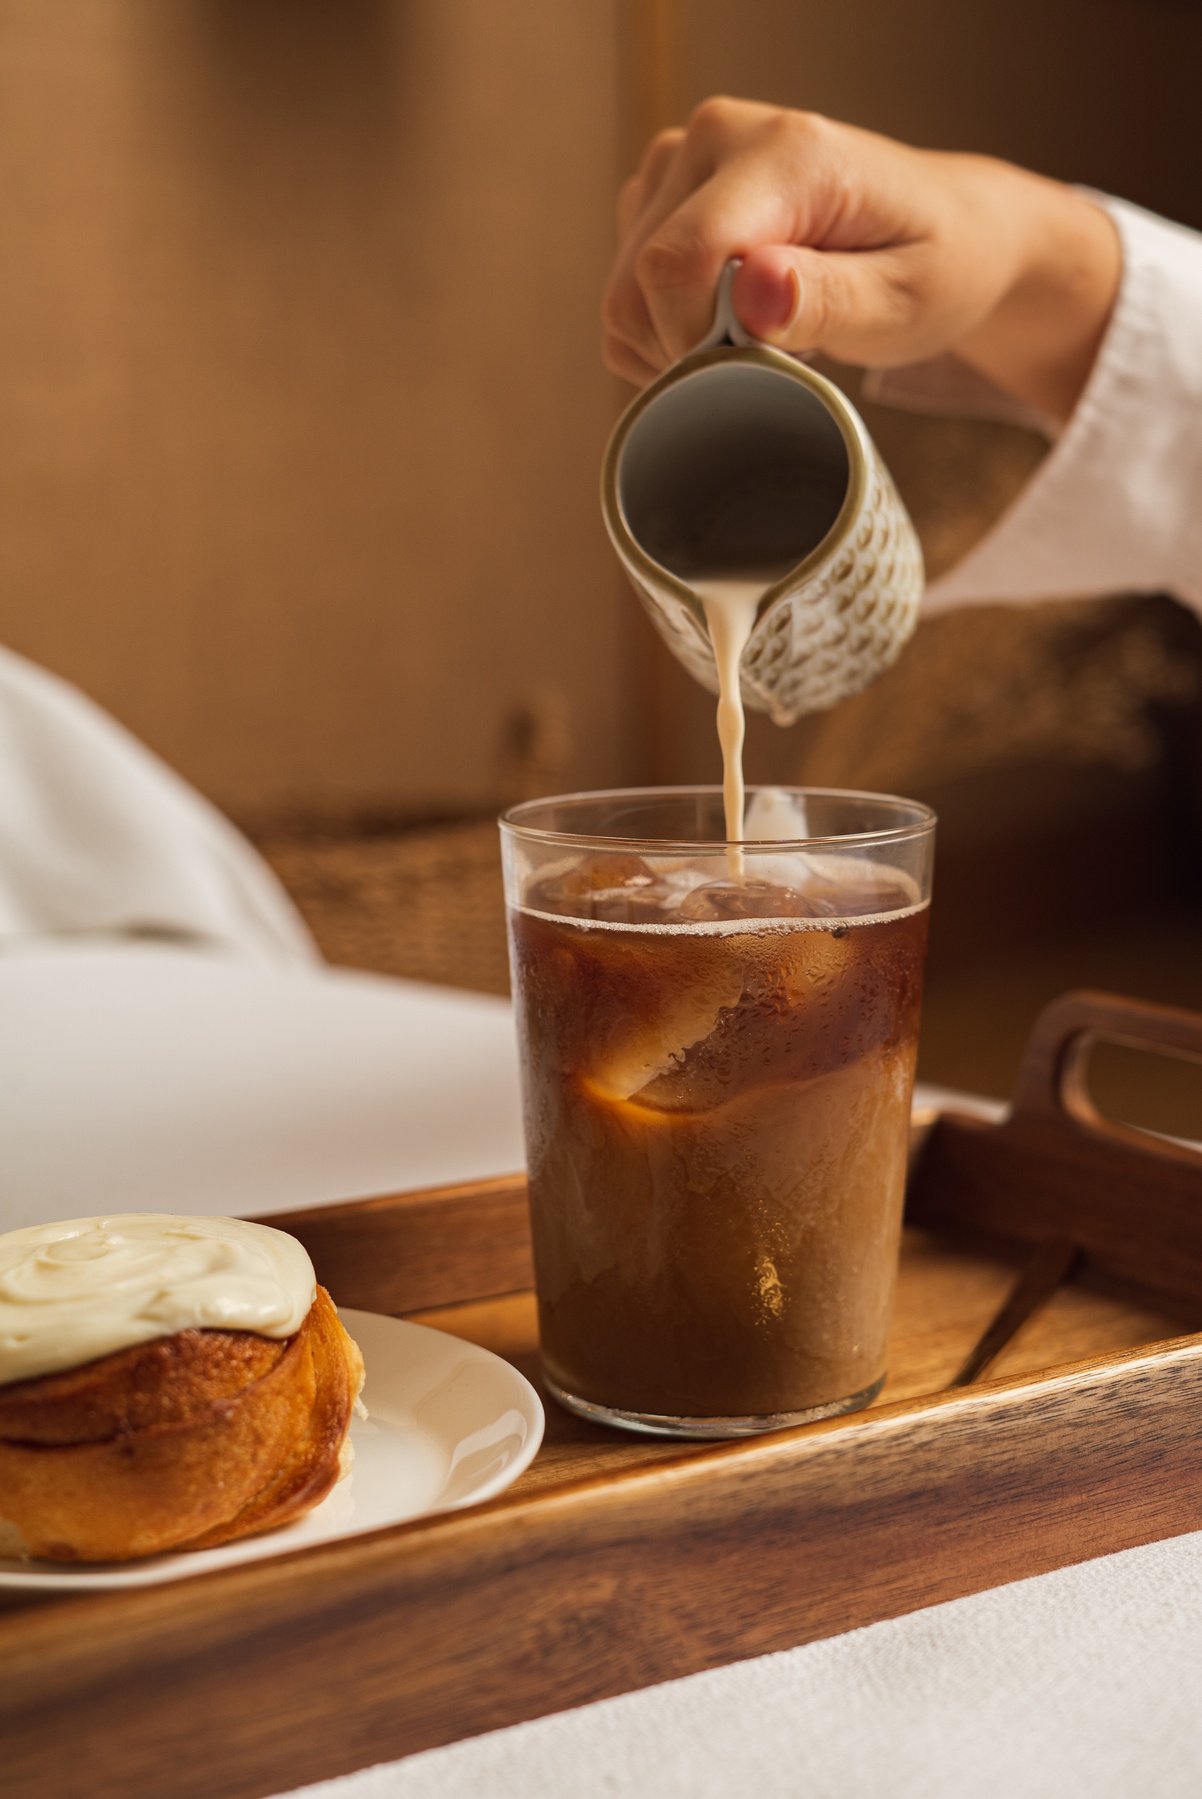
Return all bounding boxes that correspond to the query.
[0,644,317,963]
[867,196,1202,618]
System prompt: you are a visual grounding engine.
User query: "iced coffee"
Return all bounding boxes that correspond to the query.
[501,788,934,1437]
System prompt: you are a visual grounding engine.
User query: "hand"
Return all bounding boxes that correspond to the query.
[603,98,1121,423]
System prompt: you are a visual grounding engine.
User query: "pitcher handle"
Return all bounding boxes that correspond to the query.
[695,259,758,351]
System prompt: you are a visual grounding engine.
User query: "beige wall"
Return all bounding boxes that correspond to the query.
[663,0,1201,222]
[0,1,635,822]
[2,2,1197,823]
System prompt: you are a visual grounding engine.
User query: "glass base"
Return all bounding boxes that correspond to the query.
[545,1373,886,1439]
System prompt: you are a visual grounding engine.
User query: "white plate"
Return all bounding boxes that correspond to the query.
[0,1307,544,1593]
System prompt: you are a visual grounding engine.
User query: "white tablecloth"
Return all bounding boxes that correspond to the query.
[4,942,1200,1799]
[277,1532,1202,1799]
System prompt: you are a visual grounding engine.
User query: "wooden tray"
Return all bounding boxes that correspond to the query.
[5,990,1202,1799]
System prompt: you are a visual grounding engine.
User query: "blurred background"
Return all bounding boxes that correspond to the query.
[3,0,1201,1123]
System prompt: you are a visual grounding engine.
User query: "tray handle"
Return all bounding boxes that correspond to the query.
[909,990,1202,1309]
[1009,988,1202,1143]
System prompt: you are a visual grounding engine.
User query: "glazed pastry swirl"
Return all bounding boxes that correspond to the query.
[0,1214,315,1385]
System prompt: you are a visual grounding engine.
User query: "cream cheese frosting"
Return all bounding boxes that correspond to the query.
[0,1213,316,1386]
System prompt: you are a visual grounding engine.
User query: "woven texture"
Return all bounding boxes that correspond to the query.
[633,453,923,726]
[744,457,924,723]
[257,821,510,998]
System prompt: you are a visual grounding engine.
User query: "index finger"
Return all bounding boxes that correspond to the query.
[633,158,801,362]
[603,133,717,371]
[617,126,685,239]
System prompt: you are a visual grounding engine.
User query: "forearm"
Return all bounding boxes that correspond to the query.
[953,162,1122,426]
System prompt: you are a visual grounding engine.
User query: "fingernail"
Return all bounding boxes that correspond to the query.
[762,268,802,337]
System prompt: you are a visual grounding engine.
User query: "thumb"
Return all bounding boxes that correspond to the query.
[731,243,918,364]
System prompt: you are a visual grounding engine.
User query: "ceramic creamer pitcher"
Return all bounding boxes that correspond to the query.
[601,264,924,726]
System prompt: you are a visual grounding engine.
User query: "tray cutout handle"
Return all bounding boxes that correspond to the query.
[1010,989,1202,1156]
[909,990,1202,1311]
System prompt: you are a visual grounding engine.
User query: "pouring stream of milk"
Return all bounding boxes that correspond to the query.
[694,576,769,871]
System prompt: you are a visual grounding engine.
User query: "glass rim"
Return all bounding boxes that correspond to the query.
[499,785,936,854]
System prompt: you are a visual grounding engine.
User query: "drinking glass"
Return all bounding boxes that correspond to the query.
[501,786,935,1438]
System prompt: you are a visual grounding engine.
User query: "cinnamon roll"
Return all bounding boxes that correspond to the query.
[0,1214,364,1562]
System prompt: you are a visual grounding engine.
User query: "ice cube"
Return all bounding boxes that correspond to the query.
[630,921,893,1113]
[582,960,745,1101]
[744,788,808,841]
[677,879,825,923]
[632,980,805,1114]
[798,853,920,919]
[527,853,662,922]
[799,876,915,919]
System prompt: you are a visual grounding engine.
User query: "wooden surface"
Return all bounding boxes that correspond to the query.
[910,991,1202,1308]
[3,991,1202,1799]
[6,1335,1201,1799]
[270,1175,535,1316]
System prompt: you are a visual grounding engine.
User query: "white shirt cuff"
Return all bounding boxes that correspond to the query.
[869,195,1202,618]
